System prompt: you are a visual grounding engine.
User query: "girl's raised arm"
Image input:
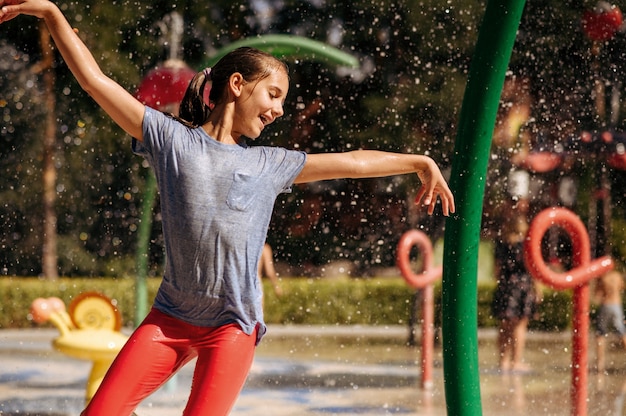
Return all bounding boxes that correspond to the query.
[0,0,145,140]
[295,150,455,216]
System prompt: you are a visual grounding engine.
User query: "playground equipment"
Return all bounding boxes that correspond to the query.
[29,292,128,403]
[396,230,442,389]
[441,0,526,413]
[201,34,359,70]
[524,207,614,416]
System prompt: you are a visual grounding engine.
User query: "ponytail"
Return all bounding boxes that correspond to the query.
[178,68,212,127]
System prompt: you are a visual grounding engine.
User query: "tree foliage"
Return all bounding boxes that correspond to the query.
[0,0,624,276]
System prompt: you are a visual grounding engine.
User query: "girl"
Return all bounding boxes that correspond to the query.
[0,1,455,414]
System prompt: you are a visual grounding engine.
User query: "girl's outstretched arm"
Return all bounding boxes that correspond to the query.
[0,0,145,140]
[295,150,455,216]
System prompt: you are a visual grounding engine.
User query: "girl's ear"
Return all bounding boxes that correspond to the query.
[228,73,245,98]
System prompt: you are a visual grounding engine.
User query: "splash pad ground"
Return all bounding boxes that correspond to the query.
[1,326,625,415]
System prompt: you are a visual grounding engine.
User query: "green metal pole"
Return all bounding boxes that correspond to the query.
[441,0,526,414]
[134,171,157,327]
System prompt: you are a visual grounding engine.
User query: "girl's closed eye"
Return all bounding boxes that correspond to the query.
[269,89,281,99]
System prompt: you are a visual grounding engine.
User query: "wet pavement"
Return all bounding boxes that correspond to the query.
[1,326,626,415]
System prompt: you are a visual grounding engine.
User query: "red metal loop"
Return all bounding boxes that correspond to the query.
[396,230,442,289]
[524,207,614,290]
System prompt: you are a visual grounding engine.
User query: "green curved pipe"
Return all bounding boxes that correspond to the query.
[202,34,360,69]
[441,0,526,414]
[134,171,157,326]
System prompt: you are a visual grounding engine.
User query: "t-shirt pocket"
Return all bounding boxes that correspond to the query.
[226,172,259,211]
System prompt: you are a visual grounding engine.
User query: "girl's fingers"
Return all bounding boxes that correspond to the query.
[414,185,438,215]
[415,184,455,217]
[0,4,22,22]
[440,193,452,216]
[414,186,428,207]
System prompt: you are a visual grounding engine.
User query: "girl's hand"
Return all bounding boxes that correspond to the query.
[0,0,51,23]
[1,0,145,139]
[414,158,455,216]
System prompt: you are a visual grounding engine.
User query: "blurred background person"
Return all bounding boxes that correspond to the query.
[491,214,541,373]
[593,269,626,374]
[258,243,283,298]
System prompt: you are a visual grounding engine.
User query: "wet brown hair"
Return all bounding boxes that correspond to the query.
[177,47,289,127]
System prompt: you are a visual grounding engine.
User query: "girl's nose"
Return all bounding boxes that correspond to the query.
[273,102,284,119]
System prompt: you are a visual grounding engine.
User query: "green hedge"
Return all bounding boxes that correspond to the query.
[0,277,153,328]
[0,276,572,331]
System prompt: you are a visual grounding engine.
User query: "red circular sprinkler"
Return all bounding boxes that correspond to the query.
[136,60,197,108]
[608,152,626,170]
[582,2,623,42]
[517,152,562,173]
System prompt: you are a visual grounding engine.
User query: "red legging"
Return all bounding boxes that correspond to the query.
[82,308,257,416]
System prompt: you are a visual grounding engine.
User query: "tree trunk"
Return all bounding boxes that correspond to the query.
[39,21,58,280]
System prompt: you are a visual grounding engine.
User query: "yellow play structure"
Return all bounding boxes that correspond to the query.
[30,292,128,402]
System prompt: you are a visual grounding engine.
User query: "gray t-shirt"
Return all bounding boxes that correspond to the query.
[133,107,306,342]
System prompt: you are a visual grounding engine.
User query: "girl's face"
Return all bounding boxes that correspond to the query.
[233,67,289,140]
